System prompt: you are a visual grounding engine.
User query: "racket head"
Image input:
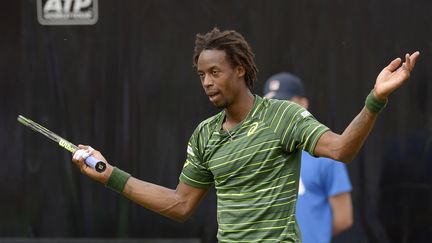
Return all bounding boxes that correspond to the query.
[17,115,106,173]
[17,115,31,126]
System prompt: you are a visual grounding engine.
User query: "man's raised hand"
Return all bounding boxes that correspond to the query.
[374,51,420,101]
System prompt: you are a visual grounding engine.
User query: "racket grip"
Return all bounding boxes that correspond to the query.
[85,156,107,173]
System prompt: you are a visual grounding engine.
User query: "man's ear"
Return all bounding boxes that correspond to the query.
[291,96,310,109]
[300,97,310,109]
[236,65,246,78]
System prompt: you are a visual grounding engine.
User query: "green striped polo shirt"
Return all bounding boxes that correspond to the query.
[180,95,329,242]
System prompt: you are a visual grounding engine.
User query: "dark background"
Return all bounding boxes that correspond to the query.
[1,0,431,242]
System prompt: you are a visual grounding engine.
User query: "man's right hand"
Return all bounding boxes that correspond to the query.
[72,145,113,185]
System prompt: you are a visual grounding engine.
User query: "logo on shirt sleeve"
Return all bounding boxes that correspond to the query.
[187,145,195,157]
[301,110,311,118]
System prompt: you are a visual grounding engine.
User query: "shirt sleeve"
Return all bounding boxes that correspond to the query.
[179,124,214,188]
[275,101,329,155]
[321,159,352,196]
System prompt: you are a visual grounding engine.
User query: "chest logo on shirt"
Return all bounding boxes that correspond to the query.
[183,160,190,168]
[298,177,305,195]
[247,122,259,136]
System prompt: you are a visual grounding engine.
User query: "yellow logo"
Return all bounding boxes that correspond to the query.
[247,122,259,136]
[183,160,190,168]
[59,139,75,153]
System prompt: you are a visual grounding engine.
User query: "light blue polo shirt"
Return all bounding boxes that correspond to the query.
[296,151,352,243]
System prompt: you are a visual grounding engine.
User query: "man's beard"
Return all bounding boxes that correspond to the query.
[214,100,229,110]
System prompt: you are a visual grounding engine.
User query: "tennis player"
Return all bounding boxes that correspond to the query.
[72,28,419,242]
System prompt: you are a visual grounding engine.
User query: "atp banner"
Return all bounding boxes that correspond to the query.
[37,0,98,25]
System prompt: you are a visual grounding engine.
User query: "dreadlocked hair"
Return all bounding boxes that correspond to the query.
[192,27,258,90]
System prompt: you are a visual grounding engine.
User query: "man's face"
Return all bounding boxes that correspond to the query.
[197,49,243,109]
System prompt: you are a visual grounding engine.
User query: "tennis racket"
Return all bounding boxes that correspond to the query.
[17,115,106,173]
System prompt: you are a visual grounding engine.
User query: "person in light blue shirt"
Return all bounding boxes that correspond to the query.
[297,152,353,243]
[264,72,353,243]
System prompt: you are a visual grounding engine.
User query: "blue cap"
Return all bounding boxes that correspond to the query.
[263,72,305,100]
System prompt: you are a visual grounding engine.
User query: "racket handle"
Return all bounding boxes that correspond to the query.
[85,156,107,173]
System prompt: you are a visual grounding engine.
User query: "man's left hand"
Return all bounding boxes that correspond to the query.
[374,51,420,100]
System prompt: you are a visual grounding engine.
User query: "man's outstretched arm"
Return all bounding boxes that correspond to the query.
[123,179,208,222]
[72,145,209,222]
[314,52,420,162]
